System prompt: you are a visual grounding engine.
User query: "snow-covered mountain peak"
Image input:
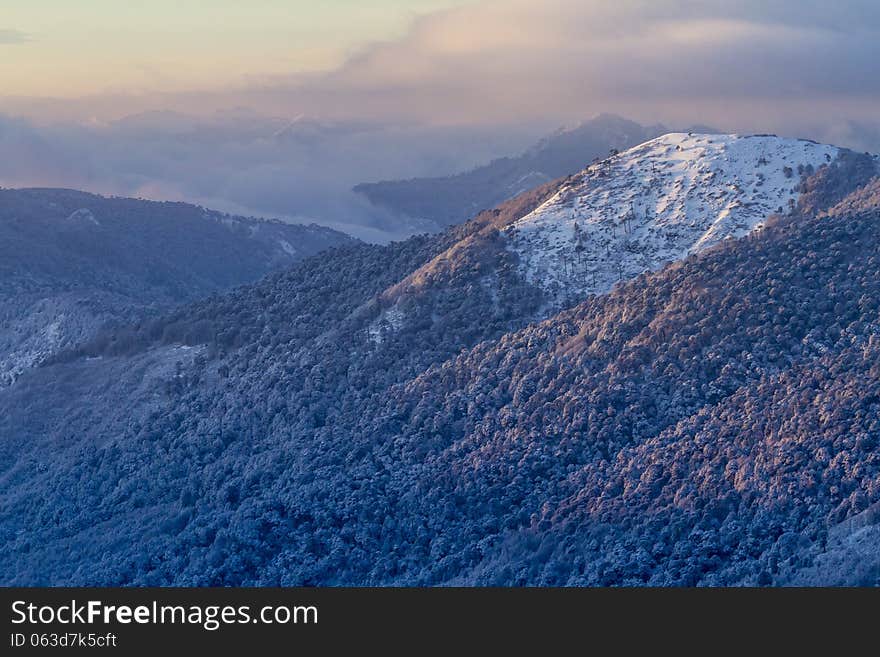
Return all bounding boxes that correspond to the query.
[506,132,840,306]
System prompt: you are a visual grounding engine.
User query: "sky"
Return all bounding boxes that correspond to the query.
[0,1,469,97]
[3,0,879,128]
[1,1,879,240]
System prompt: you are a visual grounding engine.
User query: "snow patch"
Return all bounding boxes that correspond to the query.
[65,208,99,226]
[367,304,406,344]
[0,314,69,387]
[506,133,839,307]
[278,239,297,256]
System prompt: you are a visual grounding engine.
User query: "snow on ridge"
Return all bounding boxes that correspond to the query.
[506,132,840,306]
[278,239,297,256]
[65,208,99,226]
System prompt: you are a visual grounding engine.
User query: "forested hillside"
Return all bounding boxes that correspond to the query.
[2,152,878,585]
[0,188,353,385]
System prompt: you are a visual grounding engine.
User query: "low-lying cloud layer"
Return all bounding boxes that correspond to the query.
[0,111,543,241]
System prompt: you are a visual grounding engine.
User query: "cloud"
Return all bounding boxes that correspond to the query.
[0,29,30,45]
[0,111,543,241]
[3,1,878,131]
[239,0,880,130]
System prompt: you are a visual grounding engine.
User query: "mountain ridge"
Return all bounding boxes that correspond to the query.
[0,187,354,385]
[506,132,848,306]
[368,133,875,336]
[2,132,879,586]
[354,114,668,227]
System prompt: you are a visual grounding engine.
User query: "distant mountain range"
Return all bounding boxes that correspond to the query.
[0,188,354,385]
[2,133,879,586]
[354,114,716,228]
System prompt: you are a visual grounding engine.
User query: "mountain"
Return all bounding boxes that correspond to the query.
[376,134,875,319]
[354,114,667,227]
[0,188,354,386]
[506,133,845,306]
[1,135,879,586]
